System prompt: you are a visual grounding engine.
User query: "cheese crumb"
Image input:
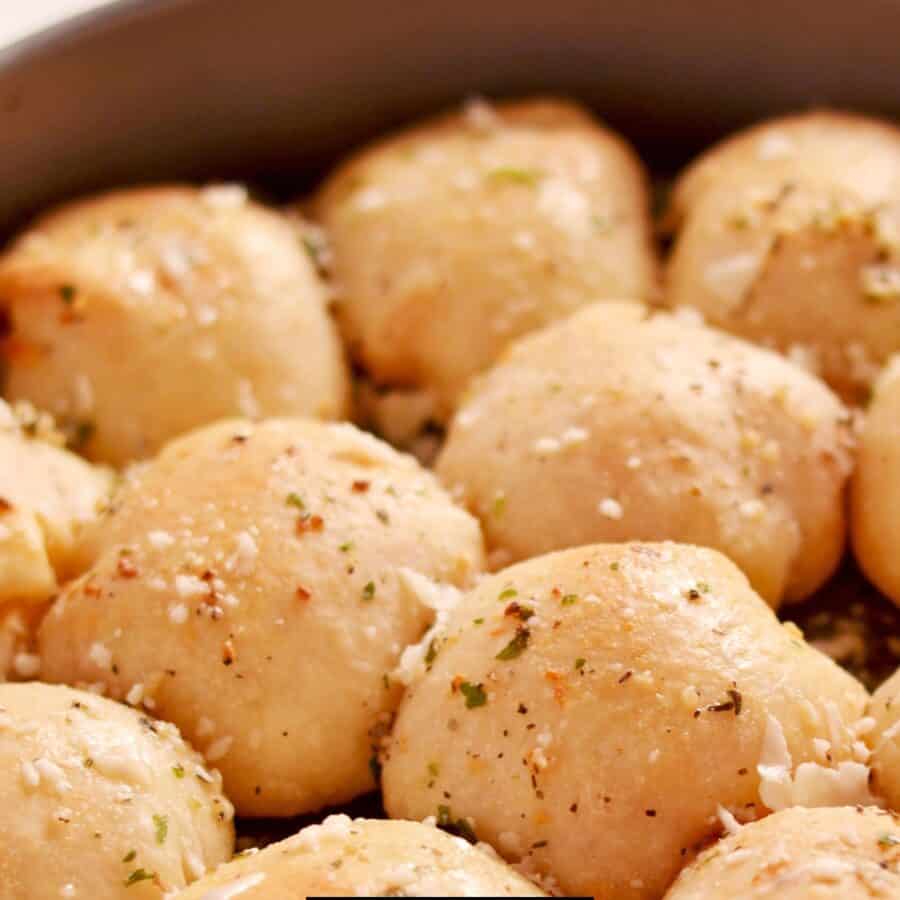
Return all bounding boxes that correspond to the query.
[12,652,40,678]
[598,498,624,519]
[175,574,208,598]
[87,642,112,670]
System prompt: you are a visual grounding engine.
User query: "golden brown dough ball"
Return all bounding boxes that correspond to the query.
[664,806,900,899]
[868,666,900,809]
[312,97,657,418]
[0,186,350,465]
[852,357,900,604]
[382,543,871,900]
[666,112,900,403]
[0,400,112,678]
[436,302,852,606]
[0,682,233,899]
[179,815,546,898]
[39,418,484,816]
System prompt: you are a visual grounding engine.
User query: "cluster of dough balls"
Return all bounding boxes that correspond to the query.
[0,681,233,899]
[665,806,900,899]
[180,815,546,898]
[382,543,871,899]
[3,98,900,900]
[39,418,484,816]
[438,302,853,605]
[0,186,349,465]
[0,400,112,678]
[665,111,900,404]
[312,97,657,423]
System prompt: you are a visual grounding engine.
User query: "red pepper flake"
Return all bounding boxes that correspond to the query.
[296,515,324,536]
[0,497,11,513]
[544,669,566,705]
[296,586,311,602]
[451,675,464,693]
[117,556,139,579]
[618,670,633,684]
[504,602,534,621]
[222,639,236,666]
[83,581,102,598]
[351,480,371,493]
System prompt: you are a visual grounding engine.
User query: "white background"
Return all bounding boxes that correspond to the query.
[0,0,114,49]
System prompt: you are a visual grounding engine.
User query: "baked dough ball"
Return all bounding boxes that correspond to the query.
[39,418,484,816]
[868,666,900,809]
[436,302,852,605]
[312,97,657,418]
[179,815,546,898]
[0,186,350,465]
[852,357,900,605]
[664,806,900,899]
[382,543,871,900]
[0,400,112,678]
[666,112,900,403]
[0,682,233,899]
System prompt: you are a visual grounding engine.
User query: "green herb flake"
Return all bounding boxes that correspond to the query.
[496,626,530,661]
[436,804,477,843]
[152,814,168,845]
[362,581,376,601]
[492,494,507,517]
[124,868,155,888]
[473,617,485,625]
[487,167,542,187]
[339,541,354,553]
[574,657,586,671]
[609,561,620,572]
[427,761,440,777]
[122,850,137,863]
[59,284,77,304]
[424,639,439,668]
[879,833,900,848]
[172,764,185,779]
[561,593,579,606]
[697,582,711,594]
[285,492,306,510]
[459,681,487,709]
[498,587,518,601]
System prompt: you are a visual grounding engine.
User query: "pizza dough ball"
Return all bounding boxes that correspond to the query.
[39,418,484,816]
[312,97,657,417]
[0,186,350,465]
[179,815,546,898]
[0,682,233,899]
[666,112,900,403]
[852,358,900,605]
[0,400,112,678]
[382,543,871,900]
[437,302,852,605]
[664,806,900,899]
[867,666,900,809]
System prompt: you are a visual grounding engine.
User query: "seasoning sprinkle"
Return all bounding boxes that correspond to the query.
[459,681,487,709]
[153,814,168,845]
[124,868,155,888]
[496,626,530,661]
